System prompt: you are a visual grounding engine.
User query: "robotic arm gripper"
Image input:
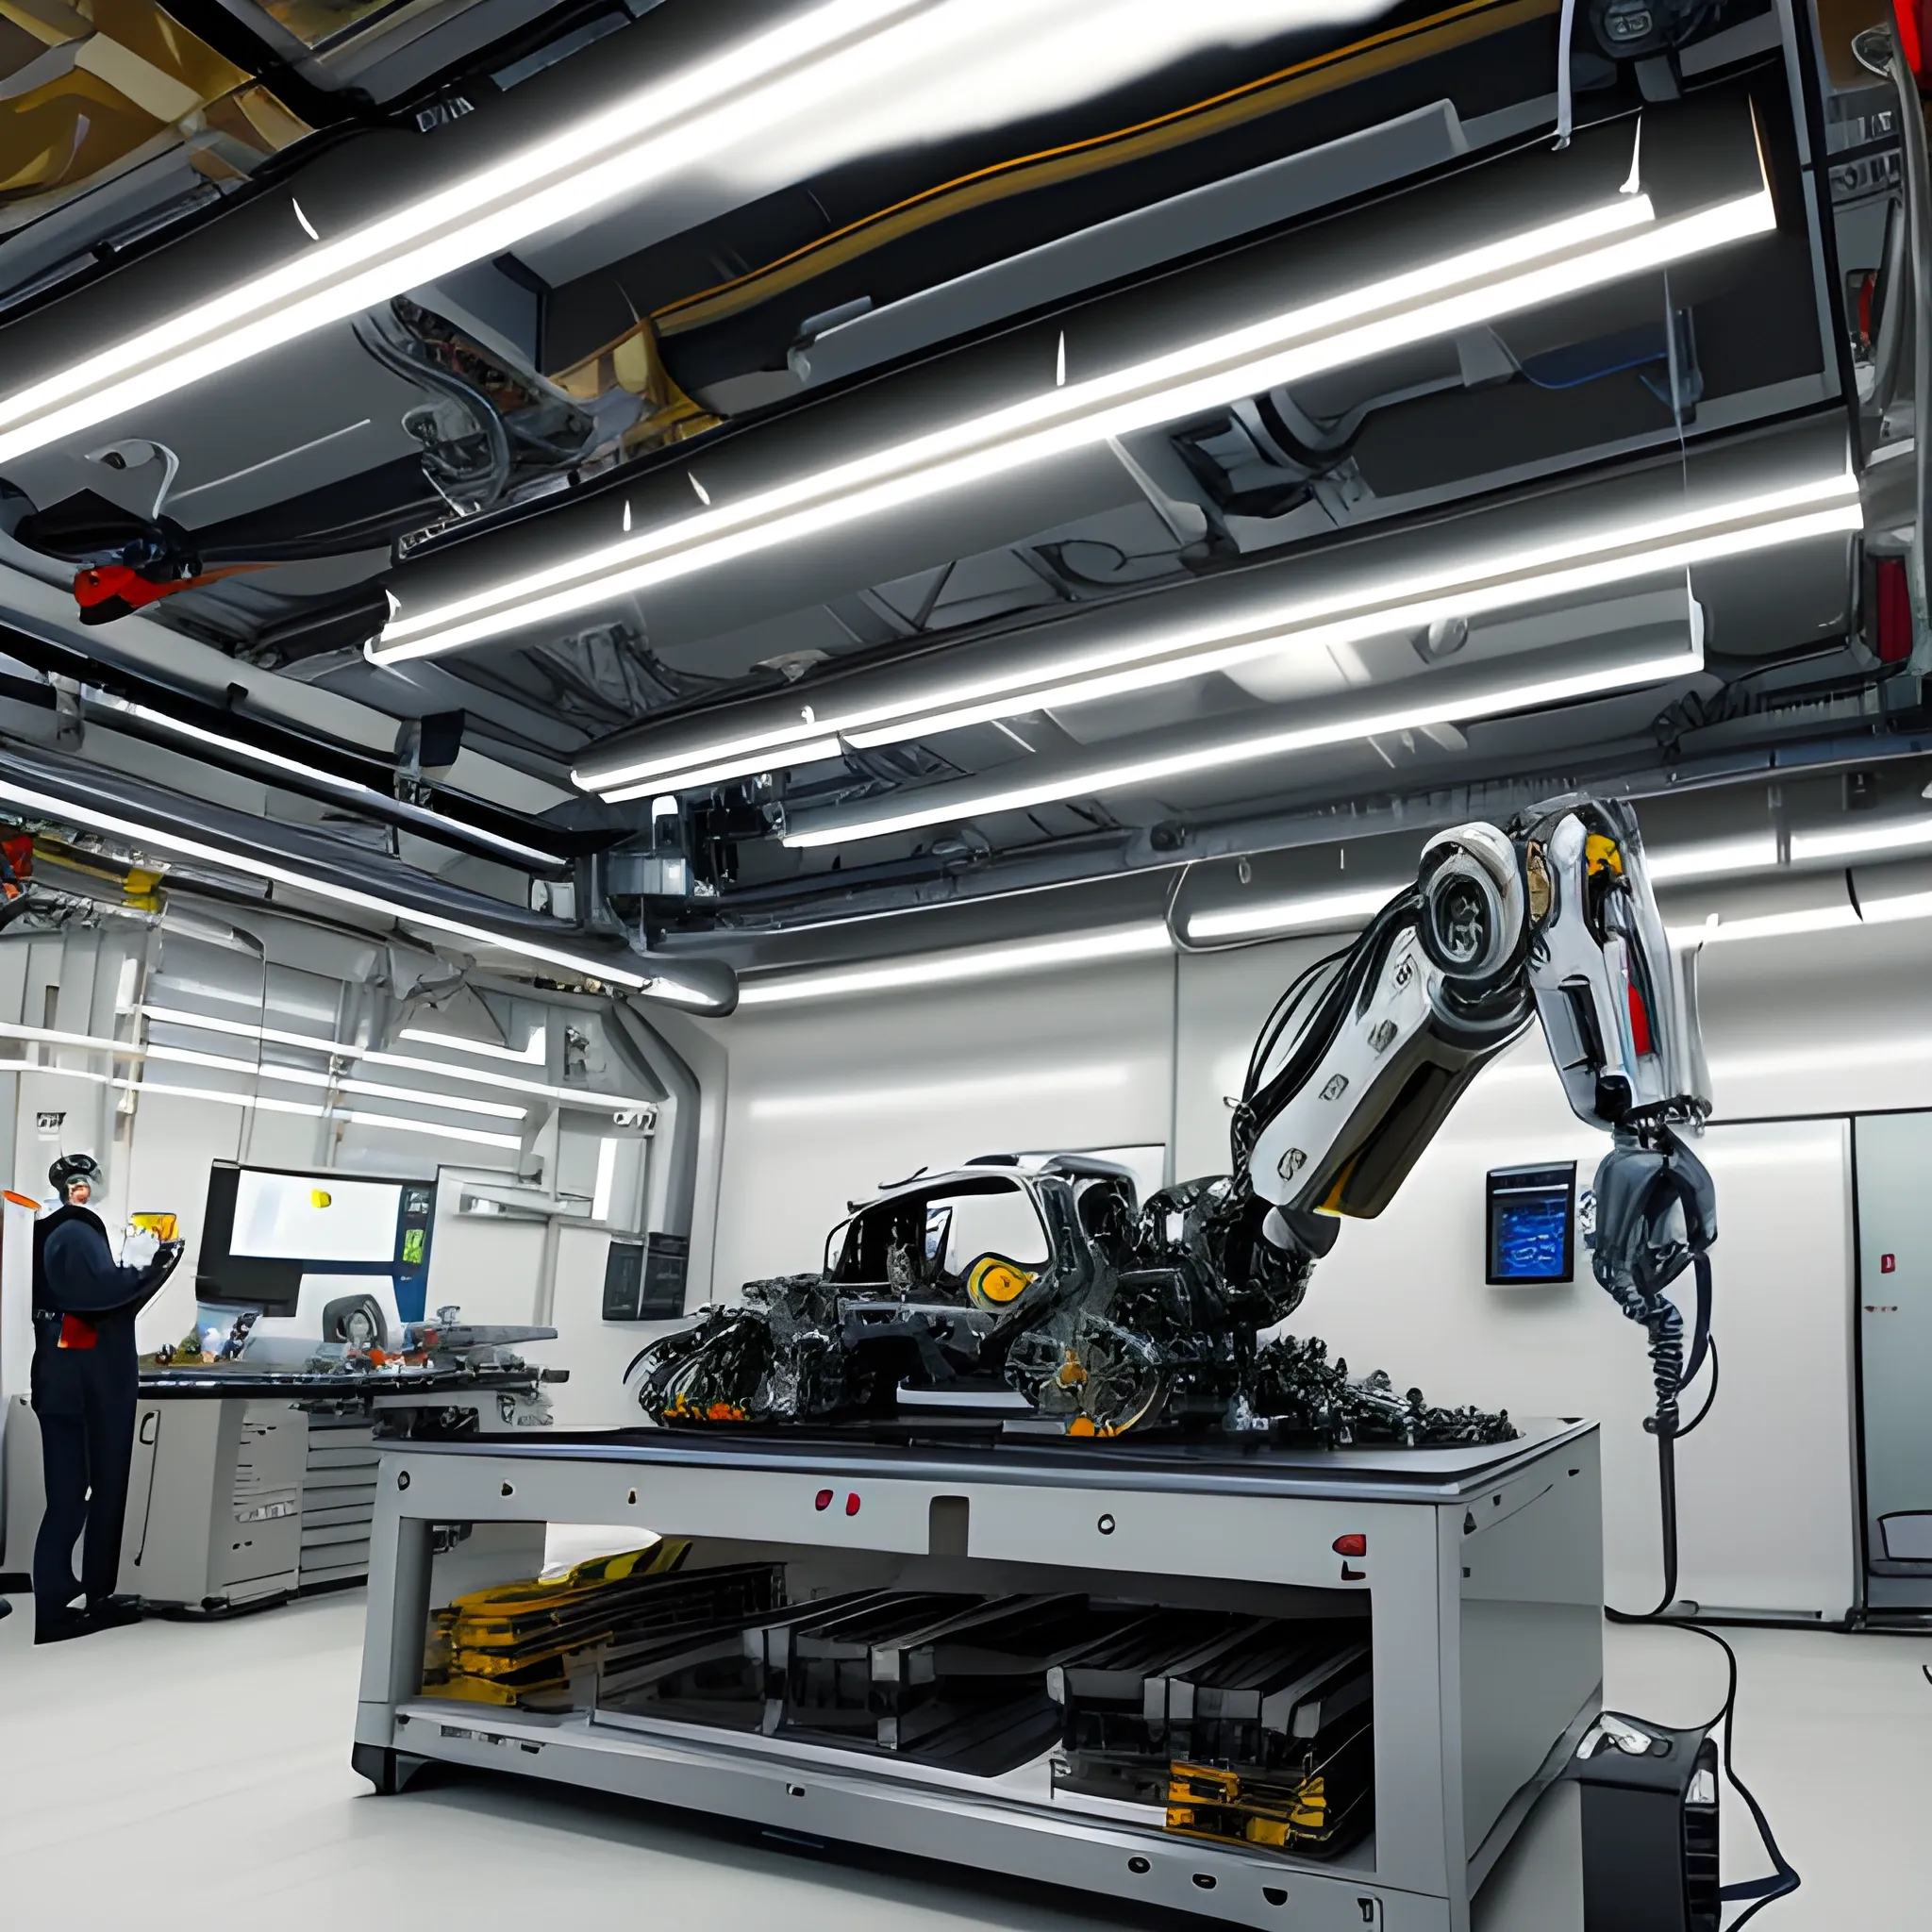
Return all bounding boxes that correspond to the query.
[1236,795,1715,1437]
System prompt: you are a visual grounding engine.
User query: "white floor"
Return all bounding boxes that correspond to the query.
[0,1581,1926,1930]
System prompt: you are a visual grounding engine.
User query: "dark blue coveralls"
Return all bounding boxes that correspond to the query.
[30,1206,169,1618]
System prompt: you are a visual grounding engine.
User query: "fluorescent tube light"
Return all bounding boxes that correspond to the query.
[0,1018,142,1057]
[0,775,709,1001]
[330,1108,521,1152]
[1857,886,1932,924]
[1713,1038,1932,1079]
[580,474,1857,800]
[0,0,948,466]
[748,1061,1130,1118]
[0,1045,522,1148]
[89,694,565,872]
[0,1014,523,1118]
[0,1058,107,1089]
[306,1071,526,1119]
[142,1041,527,1119]
[1670,879,1932,947]
[1789,817,1932,861]
[390,178,1778,669]
[155,977,337,1023]
[139,1004,653,1111]
[398,1024,546,1063]
[1185,886,1395,942]
[1643,835,1780,881]
[592,1138,619,1223]
[782,646,1706,850]
[1671,906,1861,945]
[620,740,846,798]
[160,1078,522,1150]
[355,1046,651,1113]
[1187,835,1803,944]
[735,924,1171,1004]
[141,1006,341,1053]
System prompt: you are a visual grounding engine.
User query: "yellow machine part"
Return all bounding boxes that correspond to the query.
[1165,1763,1330,1850]
[0,2,309,209]
[428,1541,694,1703]
[652,0,1557,344]
[545,0,1554,455]
[435,1673,525,1707]
[446,1540,687,1620]
[452,1644,578,1679]
[965,1254,1038,1309]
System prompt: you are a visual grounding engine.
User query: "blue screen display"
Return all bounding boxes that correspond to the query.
[1492,1195,1570,1278]
[1486,1163,1577,1283]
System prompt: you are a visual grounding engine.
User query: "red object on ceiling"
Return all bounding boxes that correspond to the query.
[1876,557,1914,663]
[1895,0,1928,79]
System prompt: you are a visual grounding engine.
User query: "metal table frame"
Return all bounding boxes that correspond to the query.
[354,1421,1603,1932]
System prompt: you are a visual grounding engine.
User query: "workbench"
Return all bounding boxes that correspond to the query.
[352,1420,1603,1932]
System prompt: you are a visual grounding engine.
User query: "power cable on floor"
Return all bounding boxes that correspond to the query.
[1607,1270,1801,1924]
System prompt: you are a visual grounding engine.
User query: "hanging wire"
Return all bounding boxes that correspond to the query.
[1554,0,1579,147]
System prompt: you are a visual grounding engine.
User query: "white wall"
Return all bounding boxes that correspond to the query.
[706,956,1174,1293]
[0,923,694,1431]
[693,915,1932,1620]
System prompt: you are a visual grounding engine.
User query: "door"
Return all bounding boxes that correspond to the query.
[1854,1112,1932,1611]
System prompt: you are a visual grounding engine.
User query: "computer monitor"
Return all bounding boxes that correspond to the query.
[196,1163,437,1319]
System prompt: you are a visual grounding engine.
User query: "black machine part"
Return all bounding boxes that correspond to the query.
[321,1292,390,1351]
[1568,1714,1720,1932]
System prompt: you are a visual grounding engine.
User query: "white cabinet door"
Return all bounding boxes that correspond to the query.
[1671,1120,1857,1619]
[1855,1111,1932,1609]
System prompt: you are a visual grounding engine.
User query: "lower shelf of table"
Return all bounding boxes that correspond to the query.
[385,1695,1452,1932]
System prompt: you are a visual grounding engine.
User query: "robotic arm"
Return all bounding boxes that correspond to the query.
[629,791,1715,1449]
[1236,795,1715,1436]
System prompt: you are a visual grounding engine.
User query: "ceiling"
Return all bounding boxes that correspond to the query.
[0,0,1919,994]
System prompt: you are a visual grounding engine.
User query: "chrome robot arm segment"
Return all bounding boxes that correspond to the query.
[1518,795,1716,1432]
[1239,821,1535,1250]
[1234,793,1717,1440]
[1519,796,1711,1133]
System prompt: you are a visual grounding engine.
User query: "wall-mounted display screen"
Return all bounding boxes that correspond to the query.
[198,1164,437,1316]
[232,1172,407,1264]
[1486,1163,1577,1285]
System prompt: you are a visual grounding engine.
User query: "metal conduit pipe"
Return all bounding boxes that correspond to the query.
[1871,192,1911,418]
[608,997,700,1246]
[1858,27,1932,655]
[352,315,512,511]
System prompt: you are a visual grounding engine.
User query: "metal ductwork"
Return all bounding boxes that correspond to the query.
[0,738,735,1014]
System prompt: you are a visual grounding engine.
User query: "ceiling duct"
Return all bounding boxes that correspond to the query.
[0,738,734,1012]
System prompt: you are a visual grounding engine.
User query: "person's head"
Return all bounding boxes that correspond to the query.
[48,1152,103,1208]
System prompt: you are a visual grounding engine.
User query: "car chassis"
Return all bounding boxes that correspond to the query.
[631,1154,1513,1444]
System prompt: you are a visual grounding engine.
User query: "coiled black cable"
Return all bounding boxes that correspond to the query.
[1606,1257,1801,1924]
[1604,1281,1686,1437]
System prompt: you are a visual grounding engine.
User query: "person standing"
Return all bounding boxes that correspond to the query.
[30,1154,182,1644]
